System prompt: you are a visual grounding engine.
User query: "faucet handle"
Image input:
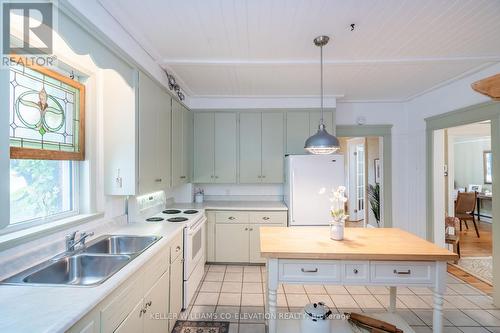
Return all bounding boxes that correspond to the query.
[67,230,78,241]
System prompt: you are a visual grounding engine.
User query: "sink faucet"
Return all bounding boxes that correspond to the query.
[66,231,95,252]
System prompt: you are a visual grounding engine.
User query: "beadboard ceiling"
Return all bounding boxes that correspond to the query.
[98,0,500,102]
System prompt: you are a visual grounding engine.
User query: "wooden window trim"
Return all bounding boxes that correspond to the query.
[9,55,85,161]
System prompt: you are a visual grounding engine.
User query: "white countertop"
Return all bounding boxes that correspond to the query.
[0,222,185,333]
[170,200,288,211]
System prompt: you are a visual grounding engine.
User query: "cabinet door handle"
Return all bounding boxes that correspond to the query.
[176,246,181,252]
[249,228,253,231]
[228,216,236,220]
[215,175,219,179]
[353,269,359,274]
[262,217,270,220]
[393,269,411,275]
[155,178,162,182]
[244,227,248,231]
[180,176,186,179]
[262,175,266,178]
[257,175,261,179]
[301,268,318,273]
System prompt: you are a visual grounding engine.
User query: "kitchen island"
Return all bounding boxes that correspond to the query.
[260,227,458,333]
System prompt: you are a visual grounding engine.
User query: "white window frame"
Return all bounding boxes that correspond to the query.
[1,161,80,234]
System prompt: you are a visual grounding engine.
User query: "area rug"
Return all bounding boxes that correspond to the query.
[457,256,493,284]
[171,320,230,333]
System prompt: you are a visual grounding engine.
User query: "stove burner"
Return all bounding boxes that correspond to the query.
[163,209,181,214]
[146,217,164,222]
[183,210,199,214]
[167,217,188,222]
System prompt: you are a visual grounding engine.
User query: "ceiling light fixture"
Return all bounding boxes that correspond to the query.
[304,35,340,155]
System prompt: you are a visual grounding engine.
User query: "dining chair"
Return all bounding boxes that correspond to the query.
[455,191,480,238]
[445,216,460,263]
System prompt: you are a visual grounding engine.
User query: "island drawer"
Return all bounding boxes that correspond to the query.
[342,261,370,283]
[279,260,341,283]
[216,211,249,224]
[249,211,287,224]
[370,261,434,284]
[170,231,184,263]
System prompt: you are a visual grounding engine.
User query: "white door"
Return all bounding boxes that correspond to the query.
[348,139,366,221]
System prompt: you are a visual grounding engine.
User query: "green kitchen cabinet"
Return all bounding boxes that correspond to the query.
[285,111,309,154]
[171,100,192,187]
[193,112,214,183]
[138,71,172,194]
[214,113,237,183]
[193,112,237,183]
[239,112,284,183]
[261,112,284,183]
[239,113,262,183]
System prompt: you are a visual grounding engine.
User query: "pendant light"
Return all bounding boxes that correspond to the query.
[304,35,340,154]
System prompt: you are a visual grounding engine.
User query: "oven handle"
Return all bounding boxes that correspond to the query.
[188,216,206,235]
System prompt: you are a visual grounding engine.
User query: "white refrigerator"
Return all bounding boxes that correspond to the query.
[285,154,345,226]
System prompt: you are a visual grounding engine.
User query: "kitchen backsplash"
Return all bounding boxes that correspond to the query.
[194,184,284,202]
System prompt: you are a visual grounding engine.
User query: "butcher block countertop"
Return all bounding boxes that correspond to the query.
[260,227,458,261]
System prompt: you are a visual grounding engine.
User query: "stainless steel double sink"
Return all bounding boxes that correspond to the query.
[1,235,161,287]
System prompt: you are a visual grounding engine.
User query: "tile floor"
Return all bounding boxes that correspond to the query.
[177,264,500,333]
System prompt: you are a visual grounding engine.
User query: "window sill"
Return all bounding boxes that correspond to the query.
[0,213,104,251]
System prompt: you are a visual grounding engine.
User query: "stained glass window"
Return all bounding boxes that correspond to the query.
[9,59,85,160]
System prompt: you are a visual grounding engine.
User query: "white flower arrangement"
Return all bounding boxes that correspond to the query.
[330,186,348,221]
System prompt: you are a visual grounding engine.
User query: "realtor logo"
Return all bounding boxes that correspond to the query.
[2,1,53,55]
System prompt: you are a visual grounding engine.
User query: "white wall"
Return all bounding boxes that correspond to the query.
[453,136,491,190]
[336,102,411,232]
[405,63,500,238]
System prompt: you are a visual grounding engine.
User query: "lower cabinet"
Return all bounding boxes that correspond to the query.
[215,224,250,262]
[114,299,143,333]
[144,271,170,333]
[169,255,184,330]
[212,210,287,263]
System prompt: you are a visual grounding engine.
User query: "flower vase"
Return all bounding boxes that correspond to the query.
[330,218,345,241]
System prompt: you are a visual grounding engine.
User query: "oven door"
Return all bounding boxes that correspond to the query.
[184,216,206,278]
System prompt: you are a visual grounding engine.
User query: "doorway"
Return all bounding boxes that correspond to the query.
[438,122,493,283]
[339,136,383,228]
[426,102,500,306]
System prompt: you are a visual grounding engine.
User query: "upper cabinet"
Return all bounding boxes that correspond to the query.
[104,70,172,195]
[240,112,284,183]
[193,112,237,183]
[286,110,334,155]
[138,71,172,194]
[172,100,192,187]
[104,70,192,196]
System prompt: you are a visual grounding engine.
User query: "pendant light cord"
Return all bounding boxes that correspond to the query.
[320,44,324,126]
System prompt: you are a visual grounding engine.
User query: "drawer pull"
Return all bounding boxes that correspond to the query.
[244,227,249,231]
[393,269,411,275]
[262,217,270,220]
[180,176,187,179]
[176,246,181,252]
[249,228,253,231]
[228,216,236,220]
[353,268,359,274]
[301,268,318,273]
[155,178,162,182]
